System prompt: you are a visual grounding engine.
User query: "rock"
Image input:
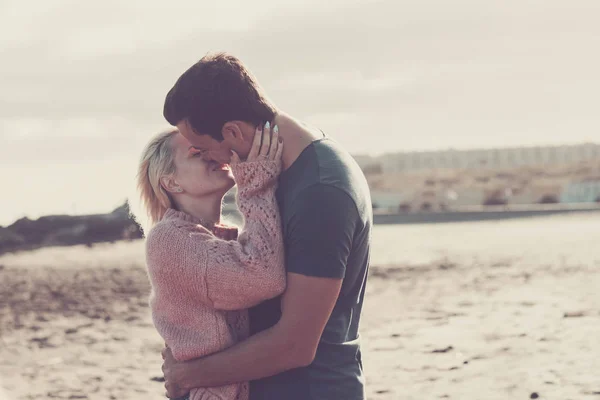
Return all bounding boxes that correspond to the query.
[0,201,143,255]
[0,226,25,254]
[432,346,454,353]
[43,223,88,246]
[563,311,586,318]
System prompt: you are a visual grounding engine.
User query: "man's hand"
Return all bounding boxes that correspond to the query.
[152,272,343,390]
[162,346,190,399]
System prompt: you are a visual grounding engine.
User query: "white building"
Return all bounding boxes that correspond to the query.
[357,143,600,173]
[560,180,600,203]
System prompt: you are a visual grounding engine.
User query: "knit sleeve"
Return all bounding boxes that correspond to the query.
[145,160,286,311]
[202,159,286,310]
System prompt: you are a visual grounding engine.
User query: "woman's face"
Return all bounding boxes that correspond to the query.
[169,133,235,198]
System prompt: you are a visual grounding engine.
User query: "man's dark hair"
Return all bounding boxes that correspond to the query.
[163,52,277,141]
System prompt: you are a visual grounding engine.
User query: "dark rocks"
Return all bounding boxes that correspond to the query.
[432,346,454,353]
[0,202,143,255]
[0,226,26,254]
[563,311,586,318]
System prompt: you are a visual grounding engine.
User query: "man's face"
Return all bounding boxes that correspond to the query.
[176,120,233,164]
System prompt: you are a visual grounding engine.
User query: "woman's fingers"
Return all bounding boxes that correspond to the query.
[269,125,280,160]
[248,121,280,162]
[274,133,284,162]
[259,122,271,158]
[247,125,263,161]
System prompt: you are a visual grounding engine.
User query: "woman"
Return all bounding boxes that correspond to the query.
[136,123,285,400]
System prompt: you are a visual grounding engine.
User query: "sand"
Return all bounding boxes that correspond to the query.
[1,213,599,399]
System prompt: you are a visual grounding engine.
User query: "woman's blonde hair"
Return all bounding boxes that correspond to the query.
[135,129,179,231]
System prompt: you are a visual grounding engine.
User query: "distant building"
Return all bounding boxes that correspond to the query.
[370,188,486,211]
[560,180,600,203]
[370,191,406,210]
[357,143,600,209]
[356,143,600,173]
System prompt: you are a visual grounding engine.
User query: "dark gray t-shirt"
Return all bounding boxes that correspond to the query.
[249,137,372,400]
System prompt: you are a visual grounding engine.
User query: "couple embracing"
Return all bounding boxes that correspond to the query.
[136,53,372,400]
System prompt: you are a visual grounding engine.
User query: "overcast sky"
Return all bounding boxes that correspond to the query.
[1,0,599,224]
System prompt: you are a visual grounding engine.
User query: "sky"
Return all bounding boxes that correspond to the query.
[1,0,600,225]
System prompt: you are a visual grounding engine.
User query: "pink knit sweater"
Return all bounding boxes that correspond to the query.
[145,159,286,400]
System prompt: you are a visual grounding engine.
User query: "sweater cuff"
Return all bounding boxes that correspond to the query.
[230,160,280,193]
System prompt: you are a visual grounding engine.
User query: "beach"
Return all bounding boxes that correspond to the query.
[1,212,599,399]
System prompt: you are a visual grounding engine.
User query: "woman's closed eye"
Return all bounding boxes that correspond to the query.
[189,148,207,158]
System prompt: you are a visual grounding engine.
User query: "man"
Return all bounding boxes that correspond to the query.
[161,53,372,400]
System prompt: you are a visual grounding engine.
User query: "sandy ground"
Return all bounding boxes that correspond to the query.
[1,213,600,400]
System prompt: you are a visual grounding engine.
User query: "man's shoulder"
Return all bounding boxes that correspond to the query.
[280,137,371,220]
[313,140,372,219]
[313,139,369,188]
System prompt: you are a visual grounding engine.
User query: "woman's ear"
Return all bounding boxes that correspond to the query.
[160,175,183,194]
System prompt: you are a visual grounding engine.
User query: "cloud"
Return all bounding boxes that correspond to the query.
[0,1,402,119]
[0,116,167,166]
[1,0,600,154]
[1,0,600,223]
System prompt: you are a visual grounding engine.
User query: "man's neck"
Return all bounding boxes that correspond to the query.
[273,112,323,171]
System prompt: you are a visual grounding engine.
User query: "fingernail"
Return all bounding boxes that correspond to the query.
[274,125,279,134]
[265,121,270,129]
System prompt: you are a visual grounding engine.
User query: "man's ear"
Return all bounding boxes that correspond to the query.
[221,122,246,145]
[160,175,183,194]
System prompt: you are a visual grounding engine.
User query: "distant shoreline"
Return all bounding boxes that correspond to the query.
[373,203,600,225]
[2,204,598,256]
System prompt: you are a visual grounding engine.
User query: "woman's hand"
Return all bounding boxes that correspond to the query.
[231,122,283,165]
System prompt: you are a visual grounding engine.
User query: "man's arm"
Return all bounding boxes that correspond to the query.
[165,273,342,391]
[162,185,358,395]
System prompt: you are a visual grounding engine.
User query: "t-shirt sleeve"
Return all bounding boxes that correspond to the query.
[285,184,359,279]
